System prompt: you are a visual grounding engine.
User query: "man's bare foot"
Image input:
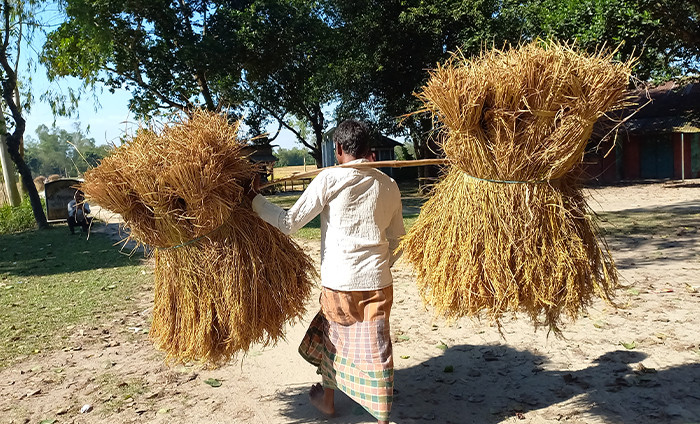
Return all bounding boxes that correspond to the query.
[309,383,335,415]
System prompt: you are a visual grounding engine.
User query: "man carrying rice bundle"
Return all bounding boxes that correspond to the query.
[247,119,405,423]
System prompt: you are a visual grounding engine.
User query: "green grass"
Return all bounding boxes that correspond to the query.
[96,372,148,414]
[0,226,148,368]
[0,196,41,234]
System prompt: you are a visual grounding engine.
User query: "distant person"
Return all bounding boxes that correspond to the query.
[67,190,92,234]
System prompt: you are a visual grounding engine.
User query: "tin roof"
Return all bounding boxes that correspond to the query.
[623,82,700,134]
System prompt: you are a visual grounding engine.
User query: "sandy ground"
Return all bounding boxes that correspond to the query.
[1,181,699,424]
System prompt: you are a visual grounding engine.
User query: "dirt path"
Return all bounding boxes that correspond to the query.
[1,182,699,424]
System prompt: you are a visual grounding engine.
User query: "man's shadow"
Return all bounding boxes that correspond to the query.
[273,345,700,423]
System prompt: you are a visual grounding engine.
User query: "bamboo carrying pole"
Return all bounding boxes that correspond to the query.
[261,158,449,189]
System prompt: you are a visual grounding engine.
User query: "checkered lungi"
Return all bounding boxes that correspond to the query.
[299,286,394,421]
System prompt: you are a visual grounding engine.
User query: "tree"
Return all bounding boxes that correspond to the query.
[520,0,682,80]
[643,0,700,74]
[24,124,107,177]
[327,0,699,171]
[325,0,530,178]
[1,113,21,205]
[221,0,341,166]
[1,0,47,227]
[274,146,314,167]
[42,0,248,118]
[43,0,342,167]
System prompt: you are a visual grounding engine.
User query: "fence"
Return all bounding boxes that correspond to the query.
[271,177,313,193]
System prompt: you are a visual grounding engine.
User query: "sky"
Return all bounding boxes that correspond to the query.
[24,72,301,150]
[21,4,400,153]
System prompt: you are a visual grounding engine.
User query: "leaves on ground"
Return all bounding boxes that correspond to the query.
[620,341,637,350]
[204,378,222,387]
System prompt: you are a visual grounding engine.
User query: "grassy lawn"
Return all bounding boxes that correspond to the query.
[0,226,148,368]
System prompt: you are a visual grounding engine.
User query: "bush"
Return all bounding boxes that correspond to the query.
[0,196,40,234]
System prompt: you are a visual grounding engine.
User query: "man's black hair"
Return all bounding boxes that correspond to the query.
[333,119,371,158]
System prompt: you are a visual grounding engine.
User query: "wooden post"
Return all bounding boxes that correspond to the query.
[681,133,685,181]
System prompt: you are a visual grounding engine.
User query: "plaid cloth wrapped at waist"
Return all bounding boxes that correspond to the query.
[299,286,394,421]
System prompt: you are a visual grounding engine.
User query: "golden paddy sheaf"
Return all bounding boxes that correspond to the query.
[82,110,316,365]
[401,41,632,332]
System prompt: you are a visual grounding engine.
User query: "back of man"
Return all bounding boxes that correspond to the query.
[314,165,403,291]
[248,119,403,423]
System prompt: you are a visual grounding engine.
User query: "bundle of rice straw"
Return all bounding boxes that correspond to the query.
[400,41,631,332]
[82,110,316,364]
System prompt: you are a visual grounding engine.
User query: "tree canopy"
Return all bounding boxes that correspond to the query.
[42,0,246,117]
[39,0,700,168]
[24,124,108,177]
[273,146,315,167]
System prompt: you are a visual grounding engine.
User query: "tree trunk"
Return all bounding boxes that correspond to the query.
[311,128,324,168]
[311,145,323,168]
[0,104,20,205]
[310,105,325,168]
[0,91,46,226]
[5,130,46,227]
[1,135,21,206]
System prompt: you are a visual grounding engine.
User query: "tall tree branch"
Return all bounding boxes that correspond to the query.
[104,65,190,111]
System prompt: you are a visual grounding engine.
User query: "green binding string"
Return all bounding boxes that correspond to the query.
[462,172,557,185]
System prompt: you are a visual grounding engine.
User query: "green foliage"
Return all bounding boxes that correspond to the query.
[42,0,338,164]
[274,147,314,167]
[394,144,415,161]
[24,124,108,177]
[234,0,342,162]
[642,0,700,74]
[41,0,699,168]
[520,0,679,80]
[1,0,50,227]
[328,0,534,155]
[330,0,699,144]
[41,0,246,118]
[0,196,39,234]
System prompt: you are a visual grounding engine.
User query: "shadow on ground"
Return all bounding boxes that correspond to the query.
[598,199,700,268]
[274,345,700,423]
[0,222,144,277]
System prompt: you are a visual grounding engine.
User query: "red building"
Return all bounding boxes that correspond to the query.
[583,82,700,183]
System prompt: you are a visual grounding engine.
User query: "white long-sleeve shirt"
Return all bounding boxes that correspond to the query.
[251,159,405,291]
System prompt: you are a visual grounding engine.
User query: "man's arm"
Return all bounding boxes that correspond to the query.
[387,198,406,266]
[250,174,328,235]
